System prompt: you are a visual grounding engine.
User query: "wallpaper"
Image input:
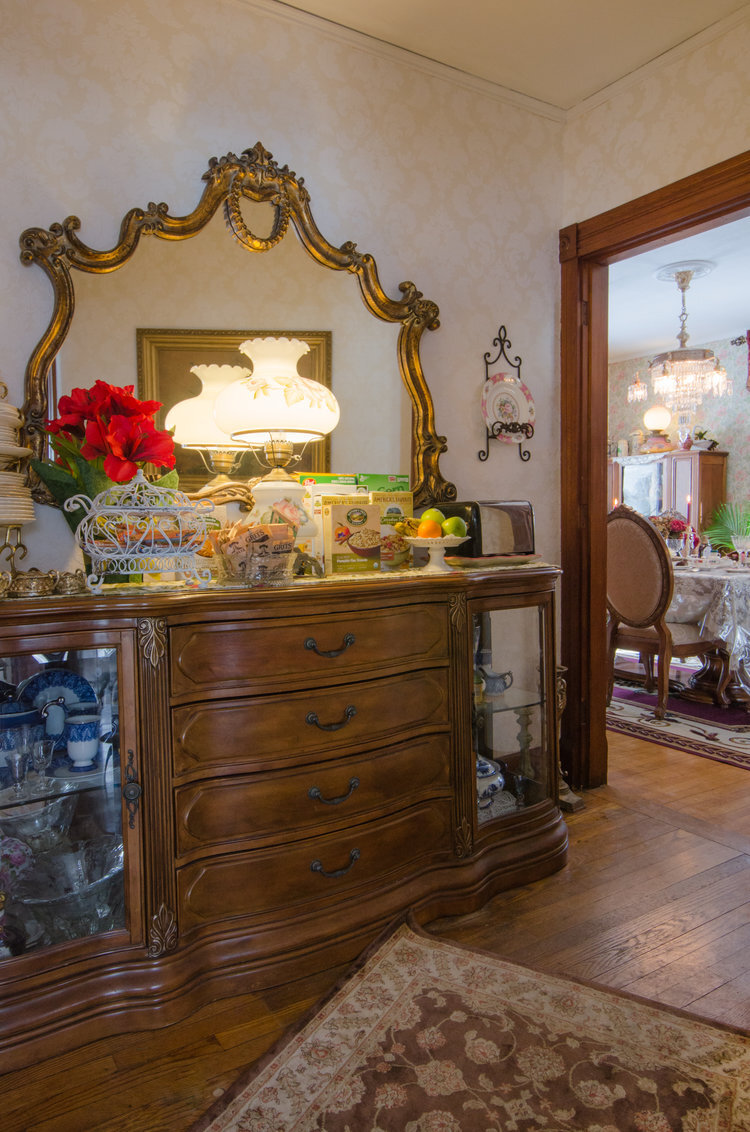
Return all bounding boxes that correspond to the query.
[608,335,750,506]
[0,0,563,570]
[562,11,750,223]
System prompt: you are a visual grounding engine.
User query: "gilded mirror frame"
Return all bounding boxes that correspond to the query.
[19,143,456,509]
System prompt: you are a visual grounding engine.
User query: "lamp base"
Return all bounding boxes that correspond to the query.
[247,468,318,541]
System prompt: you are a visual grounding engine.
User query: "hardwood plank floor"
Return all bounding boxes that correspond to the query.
[2,729,750,1131]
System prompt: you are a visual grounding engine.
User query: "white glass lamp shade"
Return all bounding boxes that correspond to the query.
[213,337,339,446]
[165,365,251,449]
[643,405,672,433]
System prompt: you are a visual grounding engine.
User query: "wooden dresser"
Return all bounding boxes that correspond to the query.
[0,566,567,1070]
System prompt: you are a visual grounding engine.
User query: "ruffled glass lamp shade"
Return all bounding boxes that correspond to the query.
[212,338,340,460]
[165,364,251,475]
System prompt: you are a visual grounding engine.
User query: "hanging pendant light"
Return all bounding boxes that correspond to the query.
[626,372,648,403]
[648,261,731,413]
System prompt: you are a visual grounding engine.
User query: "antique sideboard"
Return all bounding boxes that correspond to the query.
[0,565,567,1070]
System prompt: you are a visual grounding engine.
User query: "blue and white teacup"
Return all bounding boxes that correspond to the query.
[65,714,100,771]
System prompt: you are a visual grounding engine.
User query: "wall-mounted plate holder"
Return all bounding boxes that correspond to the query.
[478,326,535,463]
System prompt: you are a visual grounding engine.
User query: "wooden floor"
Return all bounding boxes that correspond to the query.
[4,730,750,1131]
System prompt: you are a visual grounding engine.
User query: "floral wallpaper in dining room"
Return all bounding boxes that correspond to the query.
[608,334,750,507]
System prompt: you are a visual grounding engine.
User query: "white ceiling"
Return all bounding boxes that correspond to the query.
[280,0,750,110]
[608,217,750,362]
[280,0,750,358]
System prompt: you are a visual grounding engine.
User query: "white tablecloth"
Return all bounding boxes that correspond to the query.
[668,566,750,690]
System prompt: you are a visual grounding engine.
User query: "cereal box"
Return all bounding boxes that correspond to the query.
[356,473,411,492]
[322,499,381,574]
[370,491,413,568]
[297,483,363,567]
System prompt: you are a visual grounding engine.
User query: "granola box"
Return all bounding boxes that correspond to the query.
[370,491,413,568]
[322,499,381,574]
[296,482,363,566]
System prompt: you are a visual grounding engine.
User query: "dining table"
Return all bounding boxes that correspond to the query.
[667,560,750,708]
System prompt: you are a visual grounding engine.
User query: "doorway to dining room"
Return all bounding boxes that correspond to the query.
[559,149,750,793]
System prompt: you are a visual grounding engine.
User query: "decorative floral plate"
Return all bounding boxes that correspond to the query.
[480,372,535,444]
[17,668,97,747]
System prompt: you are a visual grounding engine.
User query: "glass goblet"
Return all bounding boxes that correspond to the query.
[31,738,55,792]
[7,749,27,798]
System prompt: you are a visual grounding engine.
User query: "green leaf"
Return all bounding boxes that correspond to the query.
[702,503,750,550]
[31,458,88,536]
[152,468,180,490]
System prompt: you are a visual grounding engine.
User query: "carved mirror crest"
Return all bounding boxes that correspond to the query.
[19,143,455,509]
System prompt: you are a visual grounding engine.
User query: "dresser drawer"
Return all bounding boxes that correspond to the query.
[174,732,451,858]
[177,799,452,931]
[172,668,449,777]
[170,603,448,698]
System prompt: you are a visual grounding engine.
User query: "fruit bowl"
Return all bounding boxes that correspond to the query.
[404,534,469,573]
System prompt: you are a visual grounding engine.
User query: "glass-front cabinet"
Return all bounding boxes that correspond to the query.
[470,598,557,827]
[0,633,138,960]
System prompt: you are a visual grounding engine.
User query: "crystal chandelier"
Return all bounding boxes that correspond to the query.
[626,372,648,403]
[648,262,731,413]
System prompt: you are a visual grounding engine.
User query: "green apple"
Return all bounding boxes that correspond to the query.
[420,507,446,525]
[442,515,467,538]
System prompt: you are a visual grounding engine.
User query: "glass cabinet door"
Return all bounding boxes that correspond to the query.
[0,644,124,956]
[472,604,554,825]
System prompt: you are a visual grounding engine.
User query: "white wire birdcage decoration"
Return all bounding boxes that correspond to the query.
[65,470,215,592]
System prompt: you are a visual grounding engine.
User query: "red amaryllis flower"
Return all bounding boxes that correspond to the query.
[46,381,163,440]
[80,414,175,482]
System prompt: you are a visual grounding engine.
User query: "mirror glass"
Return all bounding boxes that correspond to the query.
[22,145,454,508]
[58,205,410,479]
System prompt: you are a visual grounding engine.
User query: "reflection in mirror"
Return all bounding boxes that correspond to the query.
[60,211,408,483]
[20,144,455,508]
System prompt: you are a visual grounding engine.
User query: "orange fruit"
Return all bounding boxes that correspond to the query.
[417,518,443,538]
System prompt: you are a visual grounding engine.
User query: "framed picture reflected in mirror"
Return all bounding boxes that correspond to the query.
[136,328,332,494]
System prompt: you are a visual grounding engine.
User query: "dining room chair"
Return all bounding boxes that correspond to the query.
[606,504,731,719]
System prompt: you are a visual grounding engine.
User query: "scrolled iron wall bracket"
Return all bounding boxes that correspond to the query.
[478,325,534,463]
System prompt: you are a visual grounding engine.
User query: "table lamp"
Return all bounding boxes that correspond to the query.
[165,364,251,487]
[213,337,340,539]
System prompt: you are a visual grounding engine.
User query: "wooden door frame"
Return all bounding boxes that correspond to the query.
[559,149,750,789]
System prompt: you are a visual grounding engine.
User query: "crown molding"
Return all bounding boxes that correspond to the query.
[567,7,750,119]
[237,0,566,123]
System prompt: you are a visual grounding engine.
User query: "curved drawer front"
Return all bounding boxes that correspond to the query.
[170,603,448,697]
[177,799,452,930]
[174,733,452,856]
[172,669,449,777]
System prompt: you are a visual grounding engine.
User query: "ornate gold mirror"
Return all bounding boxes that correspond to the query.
[19,143,455,509]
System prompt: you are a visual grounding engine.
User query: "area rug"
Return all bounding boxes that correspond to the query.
[191,918,750,1131]
[607,681,750,769]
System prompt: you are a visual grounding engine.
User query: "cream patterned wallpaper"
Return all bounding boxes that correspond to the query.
[608,336,750,508]
[562,12,750,222]
[0,0,563,570]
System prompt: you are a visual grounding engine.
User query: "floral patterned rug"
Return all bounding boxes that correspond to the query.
[191,919,750,1131]
[608,682,750,769]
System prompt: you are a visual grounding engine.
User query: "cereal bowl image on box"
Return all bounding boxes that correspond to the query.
[346,527,381,559]
[323,502,381,573]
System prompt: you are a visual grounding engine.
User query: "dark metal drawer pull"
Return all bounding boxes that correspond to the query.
[304,632,355,658]
[311,848,361,879]
[306,704,357,731]
[308,777,360,806]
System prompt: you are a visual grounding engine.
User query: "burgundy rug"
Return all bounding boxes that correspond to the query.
[191,919,750,1131]
[608,680,750,769]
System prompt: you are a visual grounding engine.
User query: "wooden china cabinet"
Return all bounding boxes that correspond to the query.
[0,567,566,1070]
